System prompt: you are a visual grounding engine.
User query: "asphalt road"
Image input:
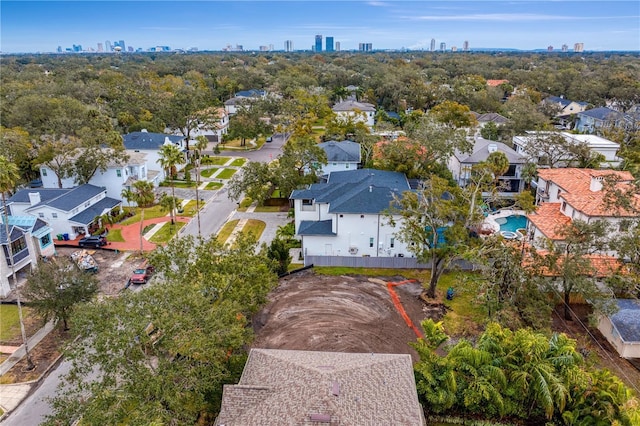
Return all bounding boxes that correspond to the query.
[0,133,289,424]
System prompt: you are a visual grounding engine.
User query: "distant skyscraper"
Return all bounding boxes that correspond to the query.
[451,46,458,52]
[440,42,446,52]
[574,42,584,52]
[359,43,372,52]
[430,38,436,52]
[561,44,568,52]
[97,43,103,52]
[114,40,126,51]
[547,45,554,52]
[72,44,82,52]
[105,40,112,52]
[463,40,469,51]
[57,46,62,53]
[326,36,334,52]
[285,40,294,52]
[315,35,323,52]
[335,41,340,52]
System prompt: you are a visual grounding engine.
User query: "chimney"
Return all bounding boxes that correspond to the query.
[369,185,373,193]
[28,192,41,206]
[488,144,498,153]
[589,176,604,192]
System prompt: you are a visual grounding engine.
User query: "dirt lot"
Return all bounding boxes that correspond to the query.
[252,270,437,362]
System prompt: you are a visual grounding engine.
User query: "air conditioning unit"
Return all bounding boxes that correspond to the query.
[348,246,358,255]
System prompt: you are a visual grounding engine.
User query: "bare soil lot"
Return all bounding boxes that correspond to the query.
[251,270,436,362]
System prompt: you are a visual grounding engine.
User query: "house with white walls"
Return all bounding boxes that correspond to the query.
[290,169,412,259]
[7,184,121,241]
[513,131,621,168]
[449,137,526,196]
[528,168,639,252]
[332,100,376,128]
[598,299,640,358]
[188,107,229,143]
[0,216,54,297]
[123,130,188,181]
[39,151,157,206]
[317,140,361,176]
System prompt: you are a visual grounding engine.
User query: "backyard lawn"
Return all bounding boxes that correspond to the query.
[0,305,32,341]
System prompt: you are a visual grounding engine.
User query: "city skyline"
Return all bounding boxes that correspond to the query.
[1,1,639,54]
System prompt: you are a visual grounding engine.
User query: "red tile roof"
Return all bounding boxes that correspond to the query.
[487,79,509,87]
[527,252,626,278]
[527,202,572,240]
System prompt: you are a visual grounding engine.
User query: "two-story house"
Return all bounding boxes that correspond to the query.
[512,131,621,168]
[290,169,412,260]
[188,107,229,144]
[317,140,361,177]
[575,107,621,133]
[528,168,639,252]
[332,100,376,128]
[8,184,121,241]
[543,96,589,117]
[448,137,526,196]
[0,215,54,296]
[39,151,156,206]
[123,130,187,182]
[224,89,266,115]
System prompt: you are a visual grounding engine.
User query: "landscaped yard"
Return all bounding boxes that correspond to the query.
[216,219,239,243]
[149,221,186,244]
[216,168,237,179]
[160,180,197,188]
[0,305,33,341]
[230,158,246,167]
[180,200,199,217]
[205,182,224,190]
[120,205,169,225]
[200,156,231,166]
[200,167,220,178]
[106,228,125,243]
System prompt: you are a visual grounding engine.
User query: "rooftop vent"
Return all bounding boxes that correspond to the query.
[310,414,331,423]
[332,381,340,396]
[488,144,498,153]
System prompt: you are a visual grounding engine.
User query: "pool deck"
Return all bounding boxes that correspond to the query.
[484,209,527,234]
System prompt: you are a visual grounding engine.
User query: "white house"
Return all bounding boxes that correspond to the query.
[290,169,412,260]
[0,216,54,297]
[332,100,376,128]
[542,96,589,117]
[317,140,361,176]
[512,131,621,168]
[528,168,639,252]
[122,130,188,182]
[597,299,640,359]
[8,184,121,241]
[39,151,157,206]
[188,107,229,143]
[449,136,526,196]
[224,89,266,115]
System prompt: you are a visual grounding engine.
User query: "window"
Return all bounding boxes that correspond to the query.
[302,199,313,206]
[40,234,51,247]
[339,214,343,218]
[360,215,365,218]
[42,169,47,176]
[390,238,395,248]
[38,213,45,218]
[345,164,349,169]
[11,236,27,254]
[369,238,374,248]
[116,169,122,177]
[561,202,567,212]
[52,213,58,218]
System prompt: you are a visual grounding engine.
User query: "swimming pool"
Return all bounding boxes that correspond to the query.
[495,215,528,232]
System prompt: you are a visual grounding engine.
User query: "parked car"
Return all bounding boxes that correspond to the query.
[78,235,107,248]
[266,136,273,143]
[130,265,155,284]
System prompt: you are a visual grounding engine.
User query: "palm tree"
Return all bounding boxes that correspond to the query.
[0,155,35,370]
[158,144,186,225]
[193,136,209,236]
[127,180,155,254]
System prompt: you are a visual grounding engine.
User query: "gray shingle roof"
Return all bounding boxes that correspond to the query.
[123,132,185,150]
[318,140,361,162]
[545,96,572,107]
[291,169,410,215]
[458,137,525,164]
[332,100,376,112]
[610,299,640,343]
[235,89,265,98]
[69,197,121,225]
[298,220,335,236]
[215,348,424,426]
[476,112,509,124]
[8,188,68,205]
[44,184,107,212]
[0,225,24,245]
[579,107,618,121]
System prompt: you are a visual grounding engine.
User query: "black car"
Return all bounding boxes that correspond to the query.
[265,136,273,143]
[78,235,107,248]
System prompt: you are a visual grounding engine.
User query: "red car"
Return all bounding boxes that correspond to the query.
[129,266,154,284]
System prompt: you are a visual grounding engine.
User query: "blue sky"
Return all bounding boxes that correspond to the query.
[1,1,639,53]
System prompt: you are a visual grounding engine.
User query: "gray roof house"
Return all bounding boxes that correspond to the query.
[8,184,121,241]
[598,299,640,358]
[290,169,414,261]
[317,140,361,176]
[543,96,589,117]
[214,348,425,426]
[472,112,509,127]
[448,137,526,195]
[123,131,187,182]
[332,100,376,128]
[575,107,628,133]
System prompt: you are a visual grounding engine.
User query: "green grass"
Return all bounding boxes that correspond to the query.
[205,182,224,190]
[120,205,168,225]
[216,219,239,244]
[160,180,197,188]
[201,168,220,178]
[181,200,199,217]
[106,229,125,243]
[230,158,246,167]
[201,156,231,166]
[254,205,281,212]
[237,197,253,212]
[216,168,237,179]
[149,222,186,244]
[0,305,32,341]
[242,219,266,240]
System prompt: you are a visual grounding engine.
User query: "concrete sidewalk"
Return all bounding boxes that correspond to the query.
[0,320,56,415]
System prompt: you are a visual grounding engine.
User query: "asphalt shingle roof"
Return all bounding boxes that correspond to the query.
[44,184,107,212]
[319,140,361,162]
[0,225,24,245]
[69,197,121,225]
[579,107,618,121]
[332,100,376,112]
[610,299,640,343]
[8,188,69,205]
[298,220,335,236]
[123,132,185,150]
[458,137,525,164]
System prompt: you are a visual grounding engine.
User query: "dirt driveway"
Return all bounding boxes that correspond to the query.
[251,270,431,361]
